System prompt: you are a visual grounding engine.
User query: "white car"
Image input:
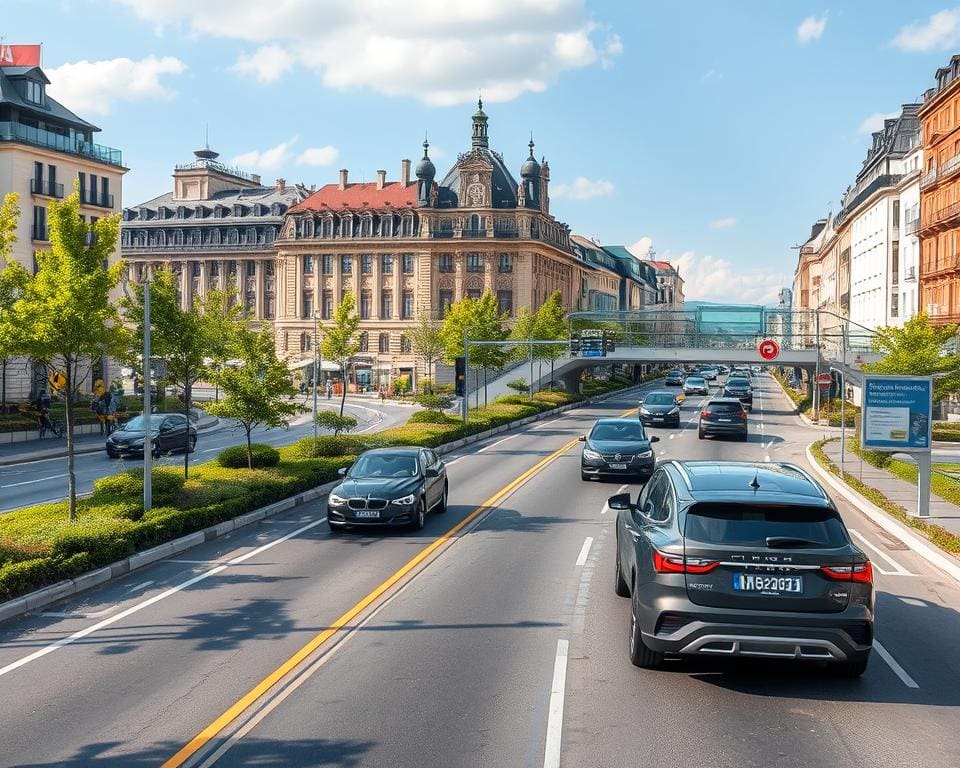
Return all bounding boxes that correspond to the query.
[683,376,709,395]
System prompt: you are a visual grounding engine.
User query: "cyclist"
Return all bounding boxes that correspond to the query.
[35,391,55,438]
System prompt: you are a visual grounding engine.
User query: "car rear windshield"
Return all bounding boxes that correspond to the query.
[684,503,848,548]
[707,402,743,412]
[591,422,647,440]
[726,377,749,385]
[645,393,676,405]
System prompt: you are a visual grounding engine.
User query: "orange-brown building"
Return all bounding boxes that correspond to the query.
[918,56,960,325]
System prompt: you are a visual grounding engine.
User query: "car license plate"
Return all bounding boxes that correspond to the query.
[733,573,803,594]
[719,418,732,422]
[608,463,628,470]
[354,509,380,519]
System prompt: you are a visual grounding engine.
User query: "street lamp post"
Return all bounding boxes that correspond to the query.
[312,313,324,439]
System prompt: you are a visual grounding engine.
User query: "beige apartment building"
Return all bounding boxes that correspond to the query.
[273,102,624,389]
[0,63,126,400]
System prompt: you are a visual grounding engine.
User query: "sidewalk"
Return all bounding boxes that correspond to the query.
[0,412,220,467]
[820,438,960,538]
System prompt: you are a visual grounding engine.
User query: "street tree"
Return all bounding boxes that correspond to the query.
[198,281,248,401]
[863,313,960,402]
[0,193,28,410]
[205,327,301,469]
[406,312,444,392]
[534,290,568,390]
[7,190,125,520]
[440,292,507,407]
[319,290,360,417]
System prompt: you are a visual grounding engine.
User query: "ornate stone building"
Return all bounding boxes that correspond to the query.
[274,101,618,388]
[121,147,309,321]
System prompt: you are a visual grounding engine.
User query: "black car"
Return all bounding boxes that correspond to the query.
[698,397,748,440]
[664,369,685,386]
[639,391,682,428]
[327,447,447,532]
[610,461,874,676]
[581,418,659,481]
[724,375,754,409]
[106,413,197,458]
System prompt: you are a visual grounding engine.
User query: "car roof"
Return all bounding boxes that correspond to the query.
[708,397,743,404]
[593,417,644,425]
[360,446,423,456]
[644,390,676,397]
[665,461,830,504]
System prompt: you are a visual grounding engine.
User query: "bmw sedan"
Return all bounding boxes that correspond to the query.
[106,413,197,458]
[683,376,709,396]
[611,461,874,676]
[581,418,659,481]
[327,447,448,532]
[639,391,682,428]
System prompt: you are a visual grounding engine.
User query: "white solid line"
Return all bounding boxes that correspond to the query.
[166,559,231,565]
[543,638,569,768]
[874,640,919,689]
[0,472,67,488]
[126,580,154,593]
[445,457,464,465]
[478,434,518,453]
[899,596,927,607]
[0,516,327,679]
[617,484,629,494]
[575,537,594,566]
[848,530,915,576]
[39,607,116,619]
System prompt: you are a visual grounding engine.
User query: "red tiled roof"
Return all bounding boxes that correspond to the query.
[290,181,418,213]
[645,260,675,271]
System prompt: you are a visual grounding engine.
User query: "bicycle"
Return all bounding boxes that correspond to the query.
[38,414,65,439]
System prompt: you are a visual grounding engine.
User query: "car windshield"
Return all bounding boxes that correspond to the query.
[120,416,147,431]
[349,454,419,478]
[644,393,676,405]
[686,377,705,385]
[726,377,749,386]
[591,422,647,441]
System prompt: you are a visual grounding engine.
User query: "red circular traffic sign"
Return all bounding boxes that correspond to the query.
[758,338,780,361]
[816,373,833,385]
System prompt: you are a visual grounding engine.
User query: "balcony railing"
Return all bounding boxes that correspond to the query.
[30,178,64,198]
[81,191,115,209]
[926,201,960,228]
[32,225,48,242]
[0,121,123,167]
[920,167,938,189]
[905,266,917,282]
[123,240,271,252]
[942,152,960,180]
[462,228,487,238]
[904,217,920,235]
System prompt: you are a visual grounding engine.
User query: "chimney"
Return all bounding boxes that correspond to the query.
[338,168,349,190]
[376,169,386,190]
[401,159,411,186]
[275,178,286,194]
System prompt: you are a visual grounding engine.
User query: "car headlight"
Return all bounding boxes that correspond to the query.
[582,448,602,460]
[391,493,417,506]
[328,493,348,505]
[637,450,653,459]
[130,438,144,446]
[669,407,680,415]
[639,407,650,415]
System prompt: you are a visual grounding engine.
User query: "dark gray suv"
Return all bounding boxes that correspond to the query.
[610,461,874,676]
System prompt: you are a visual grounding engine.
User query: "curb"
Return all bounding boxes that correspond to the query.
[0,385,647,623]
[805,442,960,585]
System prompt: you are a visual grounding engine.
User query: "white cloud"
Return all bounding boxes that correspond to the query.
[551,176,614,200]
[700,68,722,82]
[231,45,295,83]
[45,55,186,115]
[796,14,828,45]
[296,145,340,167]
[892,8,960,52]
[709,217,737,230]
[626,236,654,259]
[673,251,785,305]
[858,111,899,135]
[113,0,622,105]
[231,135,299,171]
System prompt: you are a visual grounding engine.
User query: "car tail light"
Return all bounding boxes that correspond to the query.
[821,562,873,584]
[653,549,719,574]
[700,410,711,418]
[739,411,748,420]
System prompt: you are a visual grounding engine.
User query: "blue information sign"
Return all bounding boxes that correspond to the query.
[861,374,933,452]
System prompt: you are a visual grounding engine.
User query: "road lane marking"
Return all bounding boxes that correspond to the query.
[0,472,67,488]
[162,437,581,768]
[40,607,116,619]
[478,434,518,453]
[126,580,154,593]
[848,530,915,576]
[575,537,594,566]
[617,484,629,493]
[874,640,919,688]
[0,517,329,680]
[899,597,927,607]
[543,638,570,768]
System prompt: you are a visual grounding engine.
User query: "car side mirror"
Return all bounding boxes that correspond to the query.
[578,435,586,442]
[650,435,660,443]
[337,467,347,477]
[425,467,440,478]
[607,492,633,511]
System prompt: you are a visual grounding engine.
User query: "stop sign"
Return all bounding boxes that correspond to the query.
[758,338,780,361]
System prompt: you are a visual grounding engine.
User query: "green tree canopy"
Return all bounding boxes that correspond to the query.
[863,313,960,402]
[440,291,507,405]
[7,189,125,520]
[319,290,360,416]
[0,193,28,407]
[406,312,444,391]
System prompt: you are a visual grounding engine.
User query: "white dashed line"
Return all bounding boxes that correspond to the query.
[874,640,919,688]
[575,537,594,567]
[478,434,518,453]
[848,529,915,576]
[543,638,570,768]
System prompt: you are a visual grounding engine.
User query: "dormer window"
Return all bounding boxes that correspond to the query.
[234,204,244,217]
[25,80,44,105]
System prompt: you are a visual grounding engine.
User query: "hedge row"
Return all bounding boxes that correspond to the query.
[771,369,810,411]
[844,437,960,508]
[934,423,960,442]
[810,438,960,555]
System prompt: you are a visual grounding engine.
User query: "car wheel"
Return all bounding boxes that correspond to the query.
[188,435,197,453]
[614,541,629,597]
[153,444,162,459]
[629,593,664,669]
[436,482,448,514]
[741,432,749,442]
[698,427,705,439]
[409,498,426,530]
[832,652,870,678]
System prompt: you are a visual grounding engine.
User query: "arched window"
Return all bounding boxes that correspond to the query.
[381,215,393,236]
[246,227,257,244]
[323,217,334,237]
[227,228,239,245]
[272,203,282,216]
[401,216,413,236]
[177,206,187,219]
[234,204,244,218]
[360,216,372,237]
[210,228,221,245]
[400,335,412,354]
[300,332,312,352]
[173,229,184,246]
[121,230,131,247]
[264,227,275,243]
[379,332,390,353]
[469,213,481,233]
[192,229,202,246]
[302,218,313,238]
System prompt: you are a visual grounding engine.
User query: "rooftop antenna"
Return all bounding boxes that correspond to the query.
[204,123,209,150]
[749,471,760,490]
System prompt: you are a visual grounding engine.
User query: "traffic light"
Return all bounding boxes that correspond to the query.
[603,331,616,354]
[455,356,465,397]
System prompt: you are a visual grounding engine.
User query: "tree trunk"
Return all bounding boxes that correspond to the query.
[550,357,555,390]
[64,356,77,522]
[1,357,6,412]
[183,378,192,479]
[339,363,348,417]
[483,369,487,407]
[246,427,253,470]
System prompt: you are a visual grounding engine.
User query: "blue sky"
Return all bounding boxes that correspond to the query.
[5,0,960,303]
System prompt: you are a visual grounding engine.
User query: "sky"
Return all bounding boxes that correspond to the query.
[5,0,960,305]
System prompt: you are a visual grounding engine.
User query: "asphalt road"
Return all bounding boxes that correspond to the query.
[0,375,957,767]
[0,397,412,513]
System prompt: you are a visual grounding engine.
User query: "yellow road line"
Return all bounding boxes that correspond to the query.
[162,437,580,768]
